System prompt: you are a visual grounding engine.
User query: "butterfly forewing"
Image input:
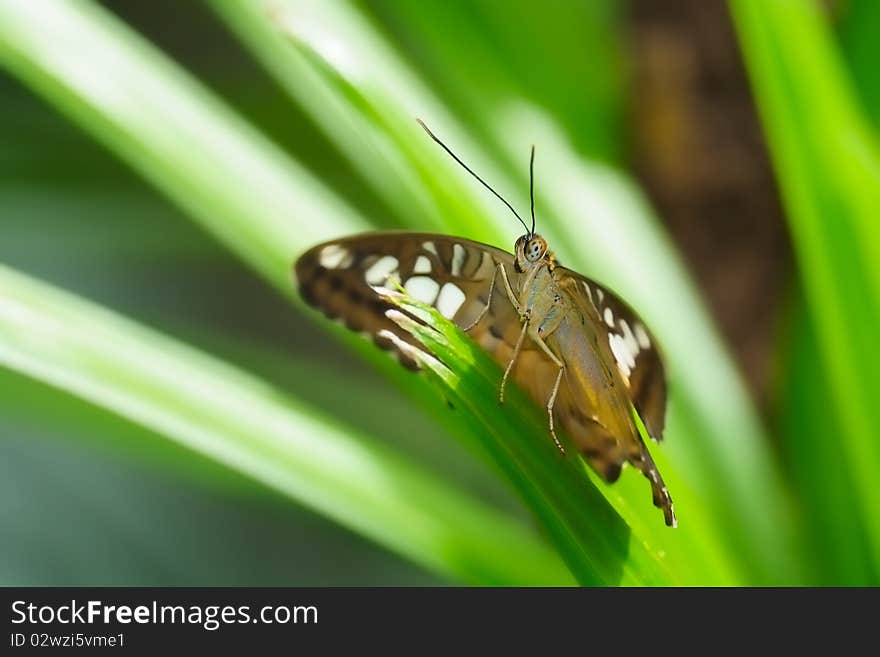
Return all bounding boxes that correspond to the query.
[295,233,512,367]
[295,231,673,526]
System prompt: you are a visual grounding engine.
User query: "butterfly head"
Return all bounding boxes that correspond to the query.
[513,234,546,269]
[416,120,548,267]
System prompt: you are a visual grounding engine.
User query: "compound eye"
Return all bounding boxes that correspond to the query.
[526,237,546,261]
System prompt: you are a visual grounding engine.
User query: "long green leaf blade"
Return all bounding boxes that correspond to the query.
[731,0,880,580]
[0,264,573,586]
[0,0,366,292]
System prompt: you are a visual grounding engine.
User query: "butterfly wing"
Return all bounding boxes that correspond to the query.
[294,232,517,369]
[546,268,673,525]
[557,267,667,443]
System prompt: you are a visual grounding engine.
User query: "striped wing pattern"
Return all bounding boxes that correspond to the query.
[295,232,510,369]
[295,232,673,525]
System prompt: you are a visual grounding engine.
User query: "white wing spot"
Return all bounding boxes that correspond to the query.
[582,282,592,302]
[609,334,634,379]
[603,307,614,327]
[634,323,651,349]
[365,255,399,285]
[422,241,438,256]
[414,255,432,274]
[596,288,604,303]
[451,243,466,276]
[404,276,440,304]
[436,282,466,319]
[319,244,352,269]
[619,320,640,359]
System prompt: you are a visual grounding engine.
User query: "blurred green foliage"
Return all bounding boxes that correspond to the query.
[733,0,880,582]
[0,0,877,585]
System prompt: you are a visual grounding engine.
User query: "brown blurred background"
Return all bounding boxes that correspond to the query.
[629,0,790,406]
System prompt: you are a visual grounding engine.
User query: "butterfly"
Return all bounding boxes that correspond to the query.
[294,121,675,527]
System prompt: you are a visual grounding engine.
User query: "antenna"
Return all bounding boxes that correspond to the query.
[416,118,531,235]
[529,145,536,236]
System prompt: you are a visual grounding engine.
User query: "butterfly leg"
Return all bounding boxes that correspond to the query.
[499,317,529,404]
[495,263,543,405]
[497,262,524,316]
[545,366,565,453]
[464,262,522,332]
[531,327,566,454]
[463,263,498,331]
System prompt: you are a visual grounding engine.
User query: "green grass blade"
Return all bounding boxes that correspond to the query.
[358,1,625,162]
[0,264,574,586]
[780,299,875,584]
[0,0,367,293]
[209,0,523,246]
[731,0,880,579]
[840,0,880,126]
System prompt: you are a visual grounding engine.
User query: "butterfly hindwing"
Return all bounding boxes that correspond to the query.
[558,268,668,443]
[545,271,674,524]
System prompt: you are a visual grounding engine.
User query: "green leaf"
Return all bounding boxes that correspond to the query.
[732,0,880,580]
[840,0,880,127]
[779,298,875,585]
[0,0,368,294]
[359,0,626,162]
[0,264,573,586]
